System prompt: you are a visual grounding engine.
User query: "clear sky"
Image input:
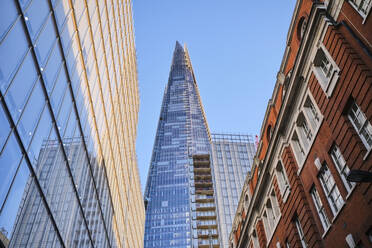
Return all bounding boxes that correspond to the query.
[133,1,297,192]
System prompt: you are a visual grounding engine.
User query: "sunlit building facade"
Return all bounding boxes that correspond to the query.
[210,133,255,248]
[144,42,220,248]
[0,0,144,247]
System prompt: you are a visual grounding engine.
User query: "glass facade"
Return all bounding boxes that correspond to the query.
[210,133,256,248]
[144,42,219,248]
[0,0,144,247]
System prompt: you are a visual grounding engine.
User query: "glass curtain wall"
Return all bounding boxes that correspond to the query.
[144,42,214,248]
[0,0,144,247]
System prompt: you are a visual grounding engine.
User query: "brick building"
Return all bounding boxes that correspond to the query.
[229,0,372,247]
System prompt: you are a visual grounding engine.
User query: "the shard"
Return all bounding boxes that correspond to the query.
[144,42,220,248]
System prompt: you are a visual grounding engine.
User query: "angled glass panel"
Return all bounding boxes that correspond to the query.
[0,133,23,209]
[0,20,29,92]
[4,50,38,123]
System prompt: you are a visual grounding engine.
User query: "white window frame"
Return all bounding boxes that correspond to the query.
[312,44,340,97]
[275,161,290,200]
[261,186,281,243]
[330,144,355,194]
[347,101,372,155]
[303,95,321,131]
[291,131,306,166]
[318,163,345,216]
[291,92,322,171]
[348,0,372,23]
[310,186,330,232]
[294,217,307,248]
[251,230,260,248]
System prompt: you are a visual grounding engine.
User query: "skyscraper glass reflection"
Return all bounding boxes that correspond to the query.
[210,133,256,248]
[144,42,220,248]
[0,0,144,247]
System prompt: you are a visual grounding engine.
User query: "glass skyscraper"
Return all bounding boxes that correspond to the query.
[210,134,256,248]
[0,0,144,247]
[144,42,220,248]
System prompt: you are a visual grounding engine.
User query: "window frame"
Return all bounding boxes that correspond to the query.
[312,44,340,97]
[348,0,372,23]
[347,101,372,155]
[294,217,307,248]
[310,186,330,232]
[318,163,345,216]
[330,144,355,194]
[275,161,290,200]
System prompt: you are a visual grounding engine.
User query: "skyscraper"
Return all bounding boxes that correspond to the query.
[144,42,220,248]
[0,0,144,247]
[210,133,256,248]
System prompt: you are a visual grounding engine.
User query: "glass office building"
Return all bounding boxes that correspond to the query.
[211,133,256,248]
[144,42,219,248]
[0,0,144,247]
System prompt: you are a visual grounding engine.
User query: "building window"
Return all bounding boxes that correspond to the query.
[276,162,289,196]
[297,114,313,147]
[310,186,330,231]
[303,96,320,130]
[251,230,260,248]
[312,45,339,96]
[347,100,372,151]
[330,144,355,193]
[263,193,280,240]
[294,217,307,248]
[349,0,372,19]
[291,132,306,165]
[270,190,281,220]
[318,163,344,215]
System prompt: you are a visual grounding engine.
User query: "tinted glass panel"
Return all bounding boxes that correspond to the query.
[0,133,23,208]
[0,0,18,41]
[4,51,38,123]
[0,20,29,92]
[25,0,50,41]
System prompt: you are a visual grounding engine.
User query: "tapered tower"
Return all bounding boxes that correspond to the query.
[144,42,220,248]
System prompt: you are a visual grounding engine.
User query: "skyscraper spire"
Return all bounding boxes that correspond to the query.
[144,42,219,248]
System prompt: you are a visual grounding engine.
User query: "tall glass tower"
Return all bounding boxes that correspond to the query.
[0,0,144,247]
[210,133,256,248]
[144,42,219,248]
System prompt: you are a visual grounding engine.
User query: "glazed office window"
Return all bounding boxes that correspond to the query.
[276,162,289,196]
[349,0,372,20]
[330,145,355,193]
[318,163,344,215]
[294,217,307,248]
[310,186,330,231]
[347,101,372,151]
[312,45,339,96]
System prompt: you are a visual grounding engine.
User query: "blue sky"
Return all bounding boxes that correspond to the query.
[133,1,297,191]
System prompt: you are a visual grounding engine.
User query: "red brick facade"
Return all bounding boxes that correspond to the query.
[230,1,372,248]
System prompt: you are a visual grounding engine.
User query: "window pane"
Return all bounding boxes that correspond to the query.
[24,0,50,41]
[0,0,18,41]
[0,133,23,208]
[0,103,10,151]
[0,20,29,92]
[0,158,29,238]
[4,51,38,122]
[43,45,63,93]
[18,80,46,147]
[34,17,57,66]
